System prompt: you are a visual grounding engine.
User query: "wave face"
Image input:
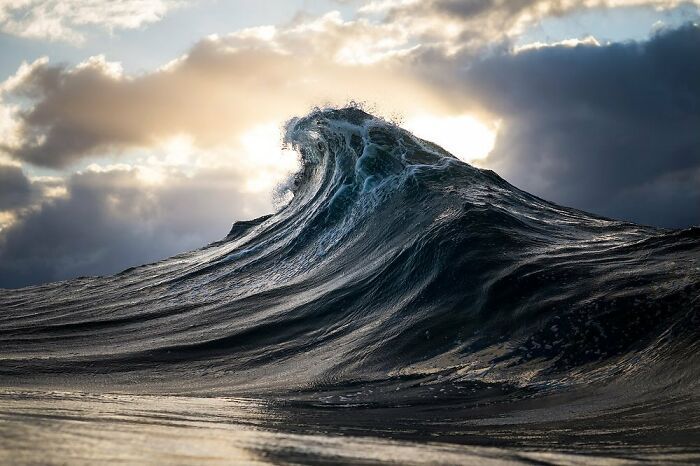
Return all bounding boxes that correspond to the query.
[1,108,699,441]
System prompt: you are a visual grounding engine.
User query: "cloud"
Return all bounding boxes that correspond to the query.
[0,0,187,43]
[0,165,273,288]
[2,4,697,169]
[359,0,700,50]
[0,163,68,235]
[513,35,601,52]
[465,24,700,227]
[0,23,450,168]
[0,163,31,210]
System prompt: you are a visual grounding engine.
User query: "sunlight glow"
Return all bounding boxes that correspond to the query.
[404,114,499,163]
[239,122,300,193]
[158,134,196,166]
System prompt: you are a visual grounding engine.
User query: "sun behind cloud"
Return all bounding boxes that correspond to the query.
[404,114,499,163]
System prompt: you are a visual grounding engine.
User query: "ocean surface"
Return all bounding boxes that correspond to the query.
[1,108,699,464]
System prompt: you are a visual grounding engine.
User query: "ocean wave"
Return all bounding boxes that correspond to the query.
[1,107,698,409]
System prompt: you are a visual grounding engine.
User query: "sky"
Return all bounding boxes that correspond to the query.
[0,0,698,288]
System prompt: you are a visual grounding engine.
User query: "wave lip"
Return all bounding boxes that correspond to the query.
[0,107,698,411]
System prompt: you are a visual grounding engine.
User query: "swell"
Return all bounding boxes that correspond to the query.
[0,107,698,408]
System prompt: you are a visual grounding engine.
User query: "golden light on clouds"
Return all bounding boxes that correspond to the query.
[157,134,197,167]
[0,210,16,231]
[404,114,499,163]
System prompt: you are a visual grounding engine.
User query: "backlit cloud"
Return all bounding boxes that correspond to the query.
[0,29,450,168]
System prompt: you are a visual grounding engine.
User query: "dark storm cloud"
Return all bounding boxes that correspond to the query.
[465,24,700,227]
[0,164,31,210]
[0,167,271,288]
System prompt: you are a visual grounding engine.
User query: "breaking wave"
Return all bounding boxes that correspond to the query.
[1,107,699,427]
